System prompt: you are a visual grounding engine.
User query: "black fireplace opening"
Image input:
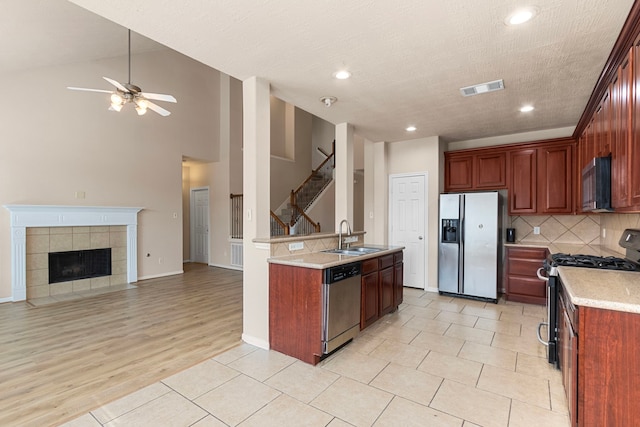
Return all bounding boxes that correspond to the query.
[48,248,112,284]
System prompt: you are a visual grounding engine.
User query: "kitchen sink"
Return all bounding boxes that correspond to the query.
[322,247,383,256]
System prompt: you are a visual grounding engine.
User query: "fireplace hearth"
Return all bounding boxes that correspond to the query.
[49,248,112,284]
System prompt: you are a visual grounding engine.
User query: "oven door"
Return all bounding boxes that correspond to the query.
[536,267,558,367]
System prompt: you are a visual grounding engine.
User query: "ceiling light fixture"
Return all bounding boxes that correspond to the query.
[406,126,417,132]
[520,105,535,112]
[505,7,538,26]
[320,96,337,107]
[334,70,351,80]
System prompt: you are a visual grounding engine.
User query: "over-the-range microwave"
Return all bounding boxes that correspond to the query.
[582,155,612,212]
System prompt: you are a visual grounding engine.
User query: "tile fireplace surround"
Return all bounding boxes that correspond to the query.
[4,205,142,302]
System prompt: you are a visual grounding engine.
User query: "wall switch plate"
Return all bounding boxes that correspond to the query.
[533,226,541,235]
[289,242,304,251]
[602,228,606,238]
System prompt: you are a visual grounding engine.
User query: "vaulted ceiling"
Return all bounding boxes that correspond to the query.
[3,0,635,143]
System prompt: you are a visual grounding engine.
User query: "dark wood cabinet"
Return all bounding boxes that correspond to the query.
[504,246,547,305]
[394,252,404,307]
[611,50,631,209]
[558,286,578,426]
[475,151,507,189]
[379,254,395,317]
[537,143,573,213]
[361,258,379,329]
[508,148,537,214]
[444,155,473,191]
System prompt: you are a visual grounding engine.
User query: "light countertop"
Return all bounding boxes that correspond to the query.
[267,244,404,269]
[504,242,622,258]
[558,266,640,314]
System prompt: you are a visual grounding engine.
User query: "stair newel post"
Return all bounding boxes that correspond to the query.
[289,190,296,226]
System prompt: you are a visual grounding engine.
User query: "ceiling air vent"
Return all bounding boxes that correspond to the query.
[460,79,505,97]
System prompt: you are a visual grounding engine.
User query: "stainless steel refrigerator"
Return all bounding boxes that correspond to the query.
[438,191,500,301]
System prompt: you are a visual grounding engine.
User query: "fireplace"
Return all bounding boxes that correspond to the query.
[4,205,142,302]
[49,248,112,284]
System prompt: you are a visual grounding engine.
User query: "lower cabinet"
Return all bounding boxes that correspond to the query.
[505,246,548,305]
[361,251,404,330]
[559,281,640,426]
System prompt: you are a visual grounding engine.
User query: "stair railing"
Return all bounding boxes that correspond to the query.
[288,149,335,228]
[230,193,243,239]
[270,211,290,236]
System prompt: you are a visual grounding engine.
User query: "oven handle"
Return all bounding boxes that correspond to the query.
[537,322,549,346]
[536,267,549,282]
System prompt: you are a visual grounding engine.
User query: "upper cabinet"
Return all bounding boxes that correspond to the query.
[444,138,575,215]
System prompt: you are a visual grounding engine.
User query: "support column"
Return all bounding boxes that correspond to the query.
[334,123,354,231]
[242,76,271,349]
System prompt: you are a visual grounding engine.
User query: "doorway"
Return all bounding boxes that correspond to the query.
[190,187,209,264]
[389,173,427,289]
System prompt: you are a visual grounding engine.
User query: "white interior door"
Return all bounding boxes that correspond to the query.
[191,188,209,264]
[389,173,427,289]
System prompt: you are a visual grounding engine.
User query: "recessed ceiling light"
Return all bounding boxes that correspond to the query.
[406,126,417,132]
[520,105,535,112]
[334,70,351,80]
[505,7,538,26]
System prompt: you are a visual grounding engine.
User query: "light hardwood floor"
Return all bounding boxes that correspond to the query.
[0,263,243,427]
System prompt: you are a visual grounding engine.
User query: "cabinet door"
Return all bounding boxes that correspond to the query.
[505,247,547,305]
[559,303,578,427]
[632,38,640,207]
[361,272,378,329]
[394,259,404,308]
[537,143,573,213]
[445,155,473,191]
[379,266,394,316]
[474,151,507,189]
[509,149,537,214]
[612,50,632,208]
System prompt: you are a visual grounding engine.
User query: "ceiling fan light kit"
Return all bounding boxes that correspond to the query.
[68,29,176,117]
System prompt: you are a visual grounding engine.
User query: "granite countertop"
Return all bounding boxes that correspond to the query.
[267,244,404,269]
[558,266,640,314]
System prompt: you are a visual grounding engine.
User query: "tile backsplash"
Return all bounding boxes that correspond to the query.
[599,213,640,255]
[510,215,601,246]
[510,213,640,255]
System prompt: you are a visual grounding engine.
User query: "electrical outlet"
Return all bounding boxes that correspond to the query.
[289,242,304,251]
[75,191,85,199]
[533,226,541,235]
[344,236,358,243]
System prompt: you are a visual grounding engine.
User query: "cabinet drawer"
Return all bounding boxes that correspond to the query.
[379,254,394,269]
[507,247,547,260]
[362,258,378,275]
[509,258,545,276]
[507,276,546,298]
[394,251,403,263]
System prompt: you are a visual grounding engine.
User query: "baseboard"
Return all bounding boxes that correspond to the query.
[137,270,184,281]
[209,263,243,272]
[183,259,191,263]
[426,286,439,293]
[0,296,13,304]
[241,333,269,350]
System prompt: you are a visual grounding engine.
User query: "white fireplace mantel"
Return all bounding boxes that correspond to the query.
[4,205,143,301]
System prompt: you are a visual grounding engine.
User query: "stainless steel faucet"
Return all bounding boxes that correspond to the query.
[338,219,352,250]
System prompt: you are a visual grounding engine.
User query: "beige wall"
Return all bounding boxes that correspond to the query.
[600,213,640,255]
[0,48,221,299]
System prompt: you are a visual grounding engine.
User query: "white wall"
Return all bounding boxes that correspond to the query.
[0,48,221,298]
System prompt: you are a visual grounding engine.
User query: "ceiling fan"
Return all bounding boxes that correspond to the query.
[67,29,177,116]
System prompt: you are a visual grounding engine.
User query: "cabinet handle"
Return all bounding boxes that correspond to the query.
[537,322,549,346]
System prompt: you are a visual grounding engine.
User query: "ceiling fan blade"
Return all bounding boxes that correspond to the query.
[141,92,177,103]
[146,100,171,116]
[67,86,113,94]
[103,77,128,92]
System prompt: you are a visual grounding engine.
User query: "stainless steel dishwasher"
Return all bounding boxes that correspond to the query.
[322,261,362,355]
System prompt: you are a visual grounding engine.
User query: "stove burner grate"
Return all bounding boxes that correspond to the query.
[550,253,640,271]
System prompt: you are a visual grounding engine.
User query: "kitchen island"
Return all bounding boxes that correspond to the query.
[268,245,404,365]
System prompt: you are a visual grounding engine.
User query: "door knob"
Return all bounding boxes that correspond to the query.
[418,236,423,240]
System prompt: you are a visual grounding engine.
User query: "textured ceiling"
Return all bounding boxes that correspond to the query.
[3,0,635,143]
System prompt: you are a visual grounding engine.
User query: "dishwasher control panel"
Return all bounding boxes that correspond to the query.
[325,262,361,283]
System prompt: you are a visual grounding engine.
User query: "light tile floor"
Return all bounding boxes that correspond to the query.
[62,289,570,427]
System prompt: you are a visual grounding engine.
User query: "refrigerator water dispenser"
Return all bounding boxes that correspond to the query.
[441,219,460,243]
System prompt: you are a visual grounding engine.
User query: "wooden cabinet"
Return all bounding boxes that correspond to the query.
[612,50,631,209]
[444,155,473,191]
[558,284,578,426]
[537,143,573,213]
[361,251,404,329]
[508,149,537,214]
[558,279,640,426]
[361,258,379,329]
[394,251,404,307]
[444,151,507,192]
[504,246,547,305]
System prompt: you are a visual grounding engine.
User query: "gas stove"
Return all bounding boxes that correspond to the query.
[548,253,640,271]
